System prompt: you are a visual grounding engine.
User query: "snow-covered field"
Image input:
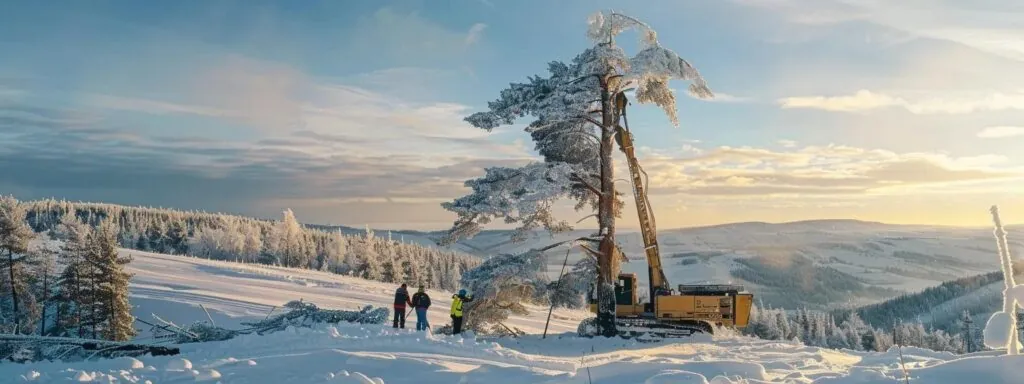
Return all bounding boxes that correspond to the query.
[6,323,1024,383]
[125,250,590,338]
[4,249,1023,383]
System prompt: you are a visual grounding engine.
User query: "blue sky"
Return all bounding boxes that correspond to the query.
[2,0,1023,229]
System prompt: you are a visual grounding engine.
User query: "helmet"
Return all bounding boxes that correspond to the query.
[458,289,467,296]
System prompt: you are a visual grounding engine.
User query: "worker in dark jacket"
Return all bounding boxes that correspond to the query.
[393,283,412,329]
[450,289,473,335]
[411,285,431,331]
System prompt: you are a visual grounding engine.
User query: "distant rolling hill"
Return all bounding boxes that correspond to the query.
[316,220,1022,311]
[850,267,1021,334]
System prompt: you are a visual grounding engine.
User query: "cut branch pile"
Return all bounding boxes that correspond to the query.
[0,334,179,363]
[146,300,389,344]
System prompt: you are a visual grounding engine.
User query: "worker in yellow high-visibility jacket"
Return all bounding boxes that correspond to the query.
[450,289,473,334]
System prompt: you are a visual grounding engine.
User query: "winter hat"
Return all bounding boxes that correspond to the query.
[458,289,467,296]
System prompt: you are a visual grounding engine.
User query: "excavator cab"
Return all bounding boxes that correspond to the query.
[586,272,647,318]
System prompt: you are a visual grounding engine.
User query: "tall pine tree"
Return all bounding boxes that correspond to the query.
[0,195,39,334]
[438,10,713,336]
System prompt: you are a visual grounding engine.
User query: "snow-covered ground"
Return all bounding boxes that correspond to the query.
[125,250,590,338]
[4,249,1023,383]
[5,318,1023,382]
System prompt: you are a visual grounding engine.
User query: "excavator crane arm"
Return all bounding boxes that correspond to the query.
[613,92,670,298]
[580,92,756,340]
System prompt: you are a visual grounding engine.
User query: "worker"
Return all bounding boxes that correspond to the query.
[393,283,412,329]
[450,289,474,334]
[411,285,431,331]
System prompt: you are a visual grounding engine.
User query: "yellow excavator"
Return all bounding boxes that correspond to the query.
[583,94,754,338]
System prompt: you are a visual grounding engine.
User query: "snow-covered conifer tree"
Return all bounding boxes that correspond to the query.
[439,10,713,336]
[165,219,189,254]
[0,195,40,333]
[144,219,167,253]
[241,222,263,263]
[268,209,306,267]
[91,218,135,341]
[33,244,59,335]
[322,230,348,273]
[54,214,91,337]
[460,248,550,333]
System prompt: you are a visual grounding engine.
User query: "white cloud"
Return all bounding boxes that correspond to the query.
[734,0,1024,62]
[777,140,797,148]
[779,90,901,112]
[978,126,1024,139]
[686,91,750,103]
[465,23,487,46]
[631,143,1022,198]
[86,57,533,166]
[88,95,233,118]
[0,87,23,100]
[779,89,1024,114]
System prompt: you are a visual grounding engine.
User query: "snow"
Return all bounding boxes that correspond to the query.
[6,322,1023,382]
[3,249,1022,383]
[984,205,1021,355]
[124,250,590,339]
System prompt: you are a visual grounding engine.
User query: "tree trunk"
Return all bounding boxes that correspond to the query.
[40,268,47,336]
[596,77,619,337]
[8,250,19,333]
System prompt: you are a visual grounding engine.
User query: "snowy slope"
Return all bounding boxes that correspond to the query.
[421,220,1018,310]
[5,248,1023,383]
[124,250,590,339]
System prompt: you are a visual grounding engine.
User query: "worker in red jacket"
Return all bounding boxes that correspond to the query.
[393,283,413,329]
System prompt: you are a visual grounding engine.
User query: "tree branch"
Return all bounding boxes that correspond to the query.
[581,115,603,128]
[570,173,602,196]
[575,214,597,224]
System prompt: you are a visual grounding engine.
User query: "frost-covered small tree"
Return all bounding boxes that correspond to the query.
[268,209,308,268]
[144,219,167,253]
[984,205,1021,355]
[53,213,92,337]
[165,219,189,255]
[322,230,348,273]
[440,10,713,336]
[240,221,263,263]
[0,195,40,333]
[460,247,551,333]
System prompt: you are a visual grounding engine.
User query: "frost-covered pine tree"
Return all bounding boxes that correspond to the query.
[144,219,167,253]
[322,230,348,273]
[165,219,189,255]
[89,218,135,341]
[355,227,383,281]
[439,10,713,336]
[240,221,263,263]
[459,248,550,332]
[268,209,307,267]
[33,243,59,336]
[0,195,40,334]
[53,213,92,337]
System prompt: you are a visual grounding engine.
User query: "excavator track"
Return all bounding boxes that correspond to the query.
[577,317,713,342]
[616,318,713,341]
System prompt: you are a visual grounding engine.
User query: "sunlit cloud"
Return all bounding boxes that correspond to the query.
[977,126,1024,139]
[779,90,1024,114]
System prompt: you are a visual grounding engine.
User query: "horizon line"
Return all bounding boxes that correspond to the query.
[9,194,1021,234]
